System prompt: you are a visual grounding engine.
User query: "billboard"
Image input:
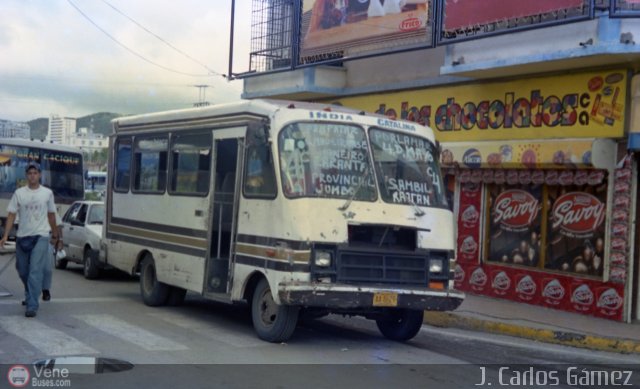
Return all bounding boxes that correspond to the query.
[299,0,434,65]
[439,0,590,43]
[332,69,627,142]
[611,0,640,16]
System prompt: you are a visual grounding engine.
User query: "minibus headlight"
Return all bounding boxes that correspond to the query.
[314,251,332,267]
[429,258,443,273]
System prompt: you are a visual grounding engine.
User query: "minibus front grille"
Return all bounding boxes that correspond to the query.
[336,251,434,285]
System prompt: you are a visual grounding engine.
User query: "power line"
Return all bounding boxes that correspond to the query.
[66,0,213,78]
[100,0,226,78]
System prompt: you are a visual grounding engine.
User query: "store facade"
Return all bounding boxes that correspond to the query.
[333,69,635,322]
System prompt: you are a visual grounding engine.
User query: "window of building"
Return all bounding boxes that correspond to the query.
[133,136,168,193]
[169,132,211,195]
[485,173,607,278]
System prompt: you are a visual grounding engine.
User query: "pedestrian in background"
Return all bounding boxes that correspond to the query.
[0,162,59,318]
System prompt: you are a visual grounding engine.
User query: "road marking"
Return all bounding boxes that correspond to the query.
[75,314,189,351]
[147,312,264,348]
[0,297,131,305]
[0,316,98,356]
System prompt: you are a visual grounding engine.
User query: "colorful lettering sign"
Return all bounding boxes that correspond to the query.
[332,70,626,141]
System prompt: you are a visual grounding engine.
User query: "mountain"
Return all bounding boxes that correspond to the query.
[77,112,122,136]
[26,118,49,140]
[26,112,122,140]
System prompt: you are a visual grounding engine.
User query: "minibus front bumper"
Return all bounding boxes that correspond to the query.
[278,282,464,312]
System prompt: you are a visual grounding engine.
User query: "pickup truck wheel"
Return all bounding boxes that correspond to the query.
[140,255,169,306]
[376,309,424,341]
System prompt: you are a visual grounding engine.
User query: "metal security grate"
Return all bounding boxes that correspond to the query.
[249,0,296,73]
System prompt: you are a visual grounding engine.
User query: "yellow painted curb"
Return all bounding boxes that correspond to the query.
[424,312,640,354]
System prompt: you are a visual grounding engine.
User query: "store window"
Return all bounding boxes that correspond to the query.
[485,170,607,277]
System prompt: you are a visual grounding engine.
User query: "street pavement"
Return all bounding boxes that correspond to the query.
[425,292,640,354]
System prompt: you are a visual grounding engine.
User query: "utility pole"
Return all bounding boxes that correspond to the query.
[193,85,211,107]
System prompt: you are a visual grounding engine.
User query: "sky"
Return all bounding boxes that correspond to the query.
[0,0,252,122]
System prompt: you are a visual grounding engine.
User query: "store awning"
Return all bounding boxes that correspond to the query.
[440,138,616,170]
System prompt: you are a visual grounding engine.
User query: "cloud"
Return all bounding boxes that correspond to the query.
[0,0,250,121]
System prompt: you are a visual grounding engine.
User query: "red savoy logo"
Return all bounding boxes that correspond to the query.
[454,265,465,283]
[597,288,623,311]
[542,279,565,305]
[491,271,511,295]
[469,268,487,290]
[552,192,605,234]
[515,275,536,300]
[493,190,539,229]
[571,284,594,310]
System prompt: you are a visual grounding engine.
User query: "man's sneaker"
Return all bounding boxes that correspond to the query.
[25,311,36,318]
[42,290,51,301]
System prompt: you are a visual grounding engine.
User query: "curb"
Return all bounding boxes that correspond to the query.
[424,312,640,354]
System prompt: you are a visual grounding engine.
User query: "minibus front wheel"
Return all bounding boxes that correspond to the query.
[251,278,299,342]
[376,309,424,341]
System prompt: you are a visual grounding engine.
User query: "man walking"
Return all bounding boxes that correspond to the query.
[0,162,58,318]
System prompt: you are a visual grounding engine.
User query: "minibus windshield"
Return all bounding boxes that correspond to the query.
[369,128,447,208]
[278,122,376,201]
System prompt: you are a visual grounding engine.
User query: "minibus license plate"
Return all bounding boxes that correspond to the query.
[373,292,398,307]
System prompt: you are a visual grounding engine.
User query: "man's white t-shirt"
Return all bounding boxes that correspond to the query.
[7,185,56,237]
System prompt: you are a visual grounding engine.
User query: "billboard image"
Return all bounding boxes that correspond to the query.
[300,0,433,64]
[440,0,589,42]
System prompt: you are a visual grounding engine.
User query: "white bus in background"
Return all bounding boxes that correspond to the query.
[0,139,84,237]
[85,170,107,197]
[104,99,463,342]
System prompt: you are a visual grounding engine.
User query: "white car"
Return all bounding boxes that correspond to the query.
[56,200,105,279]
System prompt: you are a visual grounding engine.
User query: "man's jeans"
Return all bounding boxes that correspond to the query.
[43,243,54,290]
[15,235,49,312]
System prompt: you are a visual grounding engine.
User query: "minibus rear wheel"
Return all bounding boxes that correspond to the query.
[251,278,299,342]
[376,309,424,341]
[140,254,169,306]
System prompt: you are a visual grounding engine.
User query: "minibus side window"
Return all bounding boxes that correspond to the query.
[132,136,168,194]
[114,138,132,192]
[243,142,277,198]
[169,132,212,196]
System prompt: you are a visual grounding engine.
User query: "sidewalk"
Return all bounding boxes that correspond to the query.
[424,293,640,354]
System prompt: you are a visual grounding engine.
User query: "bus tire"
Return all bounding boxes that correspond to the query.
[140,255,169,306]
[376,309,424,341]
[251,278,299,342]
[83,248,100,279]
[166,286,187,306]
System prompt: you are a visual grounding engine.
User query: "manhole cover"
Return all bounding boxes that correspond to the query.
[33,356,134,374]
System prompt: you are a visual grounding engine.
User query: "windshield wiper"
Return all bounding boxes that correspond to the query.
[408,197,426,217]
[338,167,371,212]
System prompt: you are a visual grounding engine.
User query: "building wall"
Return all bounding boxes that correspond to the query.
[0,120,30,139]
[48,115,76,144]
[240,5,640,322]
